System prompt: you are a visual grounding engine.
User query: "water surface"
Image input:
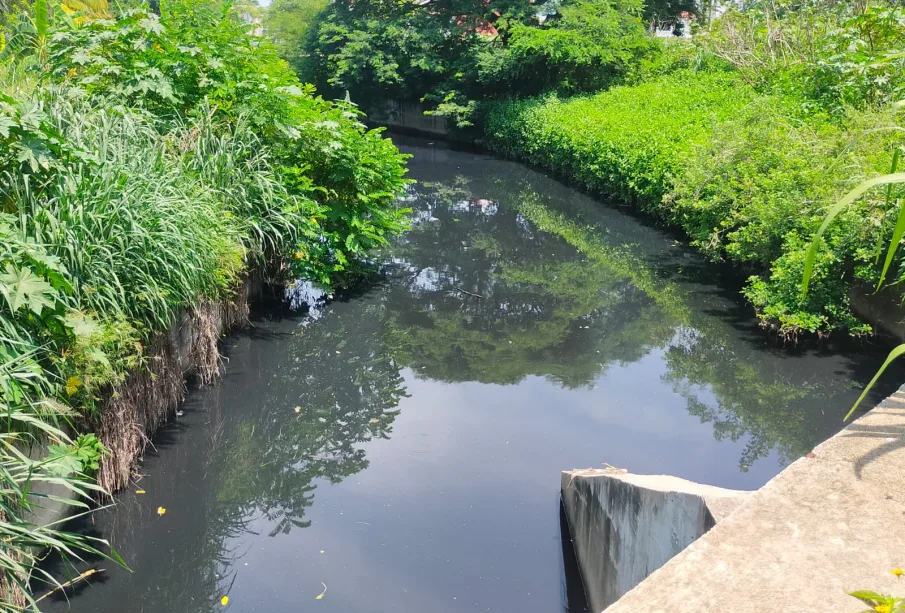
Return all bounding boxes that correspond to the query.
[44,136,901,613]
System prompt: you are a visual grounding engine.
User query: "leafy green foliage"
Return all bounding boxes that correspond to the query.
[46,2,410,283]
[303,0,661,125]
[699,1,905,114]
[484,69,753,206]
[48,432,108,474]
[474,0,657,99]
[485,65,905,337]
[263,0,328,76]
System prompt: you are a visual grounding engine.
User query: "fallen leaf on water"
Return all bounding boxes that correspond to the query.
[157,506,166,516]
[135,490,146,495]
[220,596,229,606]
[320,550,325,554]
[294,406,301,413]
[316,582,327,600]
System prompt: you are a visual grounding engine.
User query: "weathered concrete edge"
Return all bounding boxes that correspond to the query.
[561,469,750,613]
[603,384,905,613]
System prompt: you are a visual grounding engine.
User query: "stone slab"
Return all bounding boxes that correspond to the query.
[561,469,749,613]
[605,385,905,613]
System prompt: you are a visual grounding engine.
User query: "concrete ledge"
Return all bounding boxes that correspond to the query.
[603,385,905,613]
[561,469,749,612]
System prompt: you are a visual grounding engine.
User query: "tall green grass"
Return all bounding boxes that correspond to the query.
[0,345,123,612]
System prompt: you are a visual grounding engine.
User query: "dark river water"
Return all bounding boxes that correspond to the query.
[44,136,901,613]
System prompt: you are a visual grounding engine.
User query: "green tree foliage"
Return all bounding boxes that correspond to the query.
[263,0,328,75]
[303,0,657,125]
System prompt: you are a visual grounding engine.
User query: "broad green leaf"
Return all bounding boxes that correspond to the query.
[64,312,102,338]
[0,263,58,316]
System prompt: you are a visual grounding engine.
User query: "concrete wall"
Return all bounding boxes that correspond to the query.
[369,100,448,136]
[561,469,749,613]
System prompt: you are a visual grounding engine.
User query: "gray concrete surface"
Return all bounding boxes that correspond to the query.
[370,101,449,136]
[561,469,749,613]
[604,385,905,613]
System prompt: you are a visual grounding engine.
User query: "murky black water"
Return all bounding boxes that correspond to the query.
[44,136,901,613]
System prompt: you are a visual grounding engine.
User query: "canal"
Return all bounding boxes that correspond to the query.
[43,136,901,613]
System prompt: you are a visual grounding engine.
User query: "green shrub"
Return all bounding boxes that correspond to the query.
[484,69,755,206]
[484,67,903,337]
[45,2,410,285]
[670,103,901,335]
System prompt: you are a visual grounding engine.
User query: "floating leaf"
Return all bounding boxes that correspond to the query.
[220,596,229,606]
[157,506,166,516]
[135,490,146,494]
[316,582,327,600]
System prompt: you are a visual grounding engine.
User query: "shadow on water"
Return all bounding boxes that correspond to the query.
[38,135,904,613]
[560,503,590,613]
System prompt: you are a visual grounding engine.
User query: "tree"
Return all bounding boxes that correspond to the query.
[262,0,327,75]
[301,0,657,126]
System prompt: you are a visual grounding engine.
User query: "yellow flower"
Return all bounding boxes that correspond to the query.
[893,568,904,578]
[874,604,892,613]
[157,506,166,516]
[65,376,82,396]
[220,596,229,606]
[294,250,306,260]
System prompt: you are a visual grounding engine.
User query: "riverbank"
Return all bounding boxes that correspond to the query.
[0,2,410,605]
[369,97,905,344]
[301,0,905,340]
[36,137,905,613]
[480,80,902,341]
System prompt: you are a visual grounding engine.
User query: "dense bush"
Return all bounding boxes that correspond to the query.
[304,0,662,125]
[484,70,754,206]
[700,2,905,115]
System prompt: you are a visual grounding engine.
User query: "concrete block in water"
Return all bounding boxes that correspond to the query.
[561,469,749,613]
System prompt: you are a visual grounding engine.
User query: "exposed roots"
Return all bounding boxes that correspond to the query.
[0,509,26,610]
[0,568,26,611]
[96,276,257,493]
[188,300,222,386]
[96,337,184,493]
